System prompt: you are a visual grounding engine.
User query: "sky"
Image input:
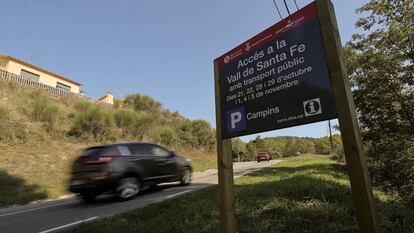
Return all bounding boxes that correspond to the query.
[0,0,368,141]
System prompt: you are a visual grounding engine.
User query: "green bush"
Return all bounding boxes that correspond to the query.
[159,126,178,146]
[150,126,179,146]
[368,138,414,202]
[176,120,197,147]
[123,94,162,113]
[187,120,215,150]
[69,106,115,140]
[130,111,157,140]
[315,135,343,155]
[113,108,140,138]
[330,147,345,163]
[31,96,61,131]
[114,108,137,128]
[74,101,94,112]
[315,138,331,155]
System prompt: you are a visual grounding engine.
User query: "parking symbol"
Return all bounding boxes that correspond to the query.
[303,98,322,117]
[226,107,246,133]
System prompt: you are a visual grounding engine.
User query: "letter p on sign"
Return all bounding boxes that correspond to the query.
[231,112,242,128]
[226,107,246,133]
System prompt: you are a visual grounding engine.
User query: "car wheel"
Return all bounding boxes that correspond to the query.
[180,168,191,186]
[257,160,260,163]
[116,177,140,200]
[80,193,96,202]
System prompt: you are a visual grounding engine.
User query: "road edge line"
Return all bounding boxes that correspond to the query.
[38,216,99,233]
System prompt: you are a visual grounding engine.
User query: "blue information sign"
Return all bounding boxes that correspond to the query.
[215,2,337,139]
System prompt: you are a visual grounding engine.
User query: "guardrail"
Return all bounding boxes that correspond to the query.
[0,69,112,108]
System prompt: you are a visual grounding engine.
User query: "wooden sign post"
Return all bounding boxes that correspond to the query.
[214,61,237,233]
[316,0,380,232]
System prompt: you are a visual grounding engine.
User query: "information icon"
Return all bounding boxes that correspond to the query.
[303,98,322,116]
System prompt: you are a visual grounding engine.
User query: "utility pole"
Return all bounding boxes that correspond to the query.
[328,120,333,152]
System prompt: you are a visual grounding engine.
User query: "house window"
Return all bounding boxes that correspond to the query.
[56,82,71,92]
[20,69,40,82]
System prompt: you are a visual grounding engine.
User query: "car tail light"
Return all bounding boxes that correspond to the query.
[86,156,114,164]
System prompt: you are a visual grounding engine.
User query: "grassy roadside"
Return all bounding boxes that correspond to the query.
[67,155,414,233]
[0,141,84,207]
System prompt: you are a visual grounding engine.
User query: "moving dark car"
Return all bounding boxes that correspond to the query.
[69,142,192,201]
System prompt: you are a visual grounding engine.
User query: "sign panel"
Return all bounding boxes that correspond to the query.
[215,2,337,139]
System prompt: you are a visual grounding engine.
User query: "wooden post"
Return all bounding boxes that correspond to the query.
[214,61,237,233]
[316,0,381,232]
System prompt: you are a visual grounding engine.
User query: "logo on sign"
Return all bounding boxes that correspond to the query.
[226,107,246,133]
[303,98,322,116]
[285,19,294,29]
[245,42,251,51]
[224,55,230,64]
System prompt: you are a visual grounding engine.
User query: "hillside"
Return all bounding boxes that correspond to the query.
[0,79,217,206]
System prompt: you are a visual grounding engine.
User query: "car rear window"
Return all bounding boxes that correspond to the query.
[117,145,131,156]
[82,146,120,157]
[82,147,106,157]
[127,144,152,155]
[258,152,268,156]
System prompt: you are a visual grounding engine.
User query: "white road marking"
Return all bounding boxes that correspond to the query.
[38,216,99,233]
[166,190,192,199]
[0,200,79,218]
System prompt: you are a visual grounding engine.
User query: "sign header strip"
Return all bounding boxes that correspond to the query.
[215,2,318,69]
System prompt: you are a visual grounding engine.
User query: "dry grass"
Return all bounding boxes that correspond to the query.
[175,148,217,171]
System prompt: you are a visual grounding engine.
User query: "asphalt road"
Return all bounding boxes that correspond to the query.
[0,160,281,233]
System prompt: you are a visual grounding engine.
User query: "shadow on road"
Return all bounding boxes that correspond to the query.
[75,182,211,206]
[0,170,47,207]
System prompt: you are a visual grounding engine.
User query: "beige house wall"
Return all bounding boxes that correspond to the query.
[98,92,114,105]
[0,56,81,94]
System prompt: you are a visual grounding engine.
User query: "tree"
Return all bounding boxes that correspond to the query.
[314,137,331,155]
[188,120,215,150]
[245,142,258,161]
[263,139,283,158]
[345,0,414,201]
[123,94,162,113]
[252,135,265,151]
[231,138,248,162]
[132,111,157,140]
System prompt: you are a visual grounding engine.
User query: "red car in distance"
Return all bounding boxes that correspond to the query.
[257,152,271,162]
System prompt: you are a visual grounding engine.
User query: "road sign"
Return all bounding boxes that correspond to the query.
[216,2,337,139]
[214,1,380,233]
